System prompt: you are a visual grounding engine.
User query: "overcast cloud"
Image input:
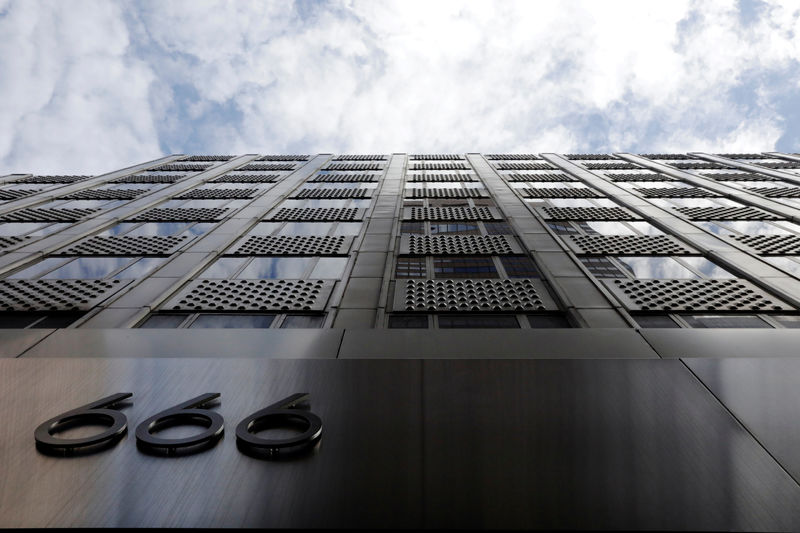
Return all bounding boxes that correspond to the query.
[0,0,798,175]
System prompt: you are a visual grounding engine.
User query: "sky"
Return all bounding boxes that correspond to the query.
[0,0,798,175]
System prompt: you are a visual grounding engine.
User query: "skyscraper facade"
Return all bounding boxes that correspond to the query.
[3,152,800,529]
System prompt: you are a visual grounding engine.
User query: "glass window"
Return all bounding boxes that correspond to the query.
[280,315,325,328]
[0,311,84,329]
[112,257,166,279]
[547,222,578,235]
[679,257,735,279]
[764,256,800,278]
[140,314,189,328]
[483,222,512,234]
[8,258,67,279]
[388,315,429,328]
[310,258,347,279]
[200,257,248,278]
[332,223,362,236]
[189,314,275,328]
[681,315,772,328]
[0,222,68,237]
[42,257,135,279]
[278,222,334,236]
[430,223,480,235]
[579,257,626,278]
[527,315,571,328]
[633,315,680,328]
[500,256,540,278]
[246,222,283,236]
[773,315,800,328]
[400,222,424,234]
[396,257,426,278]
[438,315,519,328]
[237,257,313,279]
[616,257,699,279]
[433,257,498,278]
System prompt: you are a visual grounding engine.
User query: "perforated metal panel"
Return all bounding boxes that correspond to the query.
[746,187,800,198]
[700,172,771,181]
[494,163,554,171]
[410,154,464,160]
[673,206,781,220]
[0,207,99,222]
[256,155,309,161]
[310,173,377,182]
[730,234,800,255]
[565,154,613,160]
[603,278,791,312]
[291,188,372,199]
[11,175,90,184]
[485,154,541,160]
[759,161,800,169]
[393,279,557,312]
[267,207,364,221]
[0,236,29,248]
[410,163,471,170]
[212,173,278,183]
[583,162,639,170]
[606,173,676,182]
[332,154,387,160]
[400,235,522,255]
[240,163,296,171]
[717,153,768,159]
[60,189,145,200]
[408,173,477,182]
[149,163,213,172]
[634,187,720,198]
[323,163,383,171]
[164,279,334,311]
[540,206,641,221]
[227,235,353,256]
[641,154,688,160]
[113,174,185,184]
[175,188,258,200]
[565,235,696,255]
[405,188,487,198]
[56,235,190,256]
[180,155,234,161]
[0,279,130,311]
[128,208,229,222]
[505,173,576,182]
[519,187,602,199]
[0,189,39,200]
[672,162,733,170]
[403,207,503,221]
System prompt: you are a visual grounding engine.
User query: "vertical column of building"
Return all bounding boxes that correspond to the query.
[333,154,404,328]
[470,154,631,327]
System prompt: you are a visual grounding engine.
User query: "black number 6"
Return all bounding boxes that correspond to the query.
[236,393,322,458]
[34,393,132,456]
[135,393,224,456]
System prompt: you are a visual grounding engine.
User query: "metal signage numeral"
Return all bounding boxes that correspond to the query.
[236,393,322,458]
[135,393,224,456]
[34,393,132,456]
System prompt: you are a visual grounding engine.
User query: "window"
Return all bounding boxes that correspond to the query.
[9,256,165,280]
[680,315,772,328]
[527,315,571,328]
[580,256,734,280]
[0,311,84,329]
[400,222,424,234]
[430,223,480,235]
[499,256,540,278]
[633,314,680,328]
[483,222,512,234]
[433,257,498,278]
[388,315,429,328]
[138,312,324,329]
[396,257,426,278]
[438,315,519,328]
[199,256,345,280]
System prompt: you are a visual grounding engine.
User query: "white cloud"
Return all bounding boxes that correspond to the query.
[1,0,799,174]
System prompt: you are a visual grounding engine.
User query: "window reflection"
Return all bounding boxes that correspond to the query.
[237,257,313,278]
[310,258,347,279]
[615,257,699,279]
[332,223,362,236]
[200,257,247,278]
[189,314,275,329]
[278,222,334,235]
[679,257,735,278]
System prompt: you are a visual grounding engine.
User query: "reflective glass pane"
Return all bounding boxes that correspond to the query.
[439,315,519,328]
[123,222,189,236]
[237,257,313,278]
[581,221,637,236]
[615,257,698,279]
[388,315,428,328]
[0,222,51,236]
[679,257,735,279]
[280,315,325,328]
[247,222,283,236]
[310,258,347,279]
[332,223,362,236]
[113,257,165,279]
[189,314,275,328]
[773,315,800,328]
[43,257,134,279]
[764,256,800,278]
[633,315,680,328]
[8,258,67,279]
[681,315,771,328]
[200,257,248,278]
[527,315,571,328]
[100,223,141,236]
[140,314,189,328]
[279,222,334,236]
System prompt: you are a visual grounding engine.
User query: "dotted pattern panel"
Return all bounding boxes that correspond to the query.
[0,236,29,248]
[56,235,190,256]
[175,188,258,200]
[674,206,781,220]
[0,207,99,222]
[606,173,676,182]
[603,278,791,312]
[323,163,383,171]
[641,154,689,160]
[519,187,603,199]
[227,235,353,256]
[717,153,768,159]
[180,155,235,161]
[212,173,278,183]
[494,163,554,171]
[701,172,772,181]
[583,162,639,170]
[0,279,130,311]
[310,173,377,182]
[128,208,229,222]
[410,163,471,170]
[12,175,90,184]
[257,155,309,161]
[400,235,522,255]
[410,154,464,160]
[540,206,641,221]
[505,173,576,182]
[672,162,733,170]
[292,188,371,199]
[486,154,541,160]
[268,207,364,221]
[332,154,387,160]
[149,163,212,172]
[393,279,557,312]
[405,188,488,198]
[408,173,477,182]
[164,279,334,311]
[565,154,613,160]
[0,189,39,200]
[730,234,800,255]
[403,207,503,221]
[240,163,296,171]
[60,189,145,200]
[113,174,185,184]
[565,235,696,255]
[759,161,800,169]
[634,186,720,198]
[746,187,800,198]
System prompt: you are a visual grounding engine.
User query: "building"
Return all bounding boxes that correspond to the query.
[3,152,800,529]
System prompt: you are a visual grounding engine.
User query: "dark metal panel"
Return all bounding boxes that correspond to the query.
[422,359,800,530]
[686,357,800,484]
[640,329,800,358]
[0,329,54,357]
[0,358,422,527]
